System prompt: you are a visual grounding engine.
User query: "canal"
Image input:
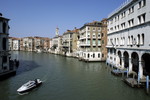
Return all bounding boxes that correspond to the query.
[0,51,150,100]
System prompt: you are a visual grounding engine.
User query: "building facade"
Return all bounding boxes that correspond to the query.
[22,37,34,51]
[106,0,150,79]
[12,38,20,51]
[79,19,107,61]
[0,14,17,77]
[61,28,79,56]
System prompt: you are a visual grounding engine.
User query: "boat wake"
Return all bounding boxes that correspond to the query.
[41,68,51,82]
[18,92,29,95]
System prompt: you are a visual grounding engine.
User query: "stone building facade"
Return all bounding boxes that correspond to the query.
[106,0,150,79]
[79,19,107,61]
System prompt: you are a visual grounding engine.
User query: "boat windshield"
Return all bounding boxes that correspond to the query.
[23,81,35,87]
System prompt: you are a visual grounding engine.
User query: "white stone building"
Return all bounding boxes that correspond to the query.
[51,36,62,54]
[8,37,13,50]
[62,30,73,56]
[22,37,34,51]
[12,38,20,51]
[106,0,150,79]
[50,27,62,54]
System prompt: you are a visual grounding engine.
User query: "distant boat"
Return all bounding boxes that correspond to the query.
[17,79,42,94]
[37,49,42,53]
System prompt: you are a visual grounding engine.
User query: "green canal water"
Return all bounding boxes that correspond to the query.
[0,51,150,100]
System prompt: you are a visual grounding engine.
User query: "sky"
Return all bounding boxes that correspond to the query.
[0,0,125,38]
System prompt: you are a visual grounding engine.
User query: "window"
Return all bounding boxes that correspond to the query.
[102,33,104,37]
[102,54,104,58]
[131,6,134,13]
[128,19,134,27]
[121,11,126,18]
[137,34,140,45]
[98,40,101,45]
[98,33,101,37]
[93,40,96,45]
[93,53,95,58]
[3,22,6,33]
[102,40,104,44]
[88,53,90,58]
[141,14,146,23]
[141,34,144,45]
[117,25,119,30]
[115,17,117,22]
[138,16,141,24]
[117,15,119,21]
[93,28,95,31]
[110,27,113,31]
[93,33,96,38]
[142,0,146,7]
[138,1,142,9]
[121,22,125,29]
[115,26,117,30]
[3,38,7,50]
[98,53,100,58]
[130,36,133,45]
[138,13,146,24]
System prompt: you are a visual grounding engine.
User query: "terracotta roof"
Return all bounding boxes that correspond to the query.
[9,37,20,40]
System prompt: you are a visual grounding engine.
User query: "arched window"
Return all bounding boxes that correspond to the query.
[141,34,144,45]
[137,34,140,45]
[131,36,133,45]
[117,38,119,46]
[3,38,7,50]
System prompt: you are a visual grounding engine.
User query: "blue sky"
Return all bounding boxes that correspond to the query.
[0,0,125,38]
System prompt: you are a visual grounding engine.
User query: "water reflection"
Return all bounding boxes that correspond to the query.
[16,60,40,75]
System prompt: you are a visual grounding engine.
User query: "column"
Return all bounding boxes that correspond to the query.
[121,56,124,69]
[128,57,132,73]
[139,60,143,79]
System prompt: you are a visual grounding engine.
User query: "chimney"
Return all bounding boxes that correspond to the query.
[0,13,3,16]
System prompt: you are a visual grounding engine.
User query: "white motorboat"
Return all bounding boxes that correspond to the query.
[17,79,42,93]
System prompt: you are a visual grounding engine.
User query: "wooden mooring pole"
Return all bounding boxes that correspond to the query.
[146,76,149,94]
